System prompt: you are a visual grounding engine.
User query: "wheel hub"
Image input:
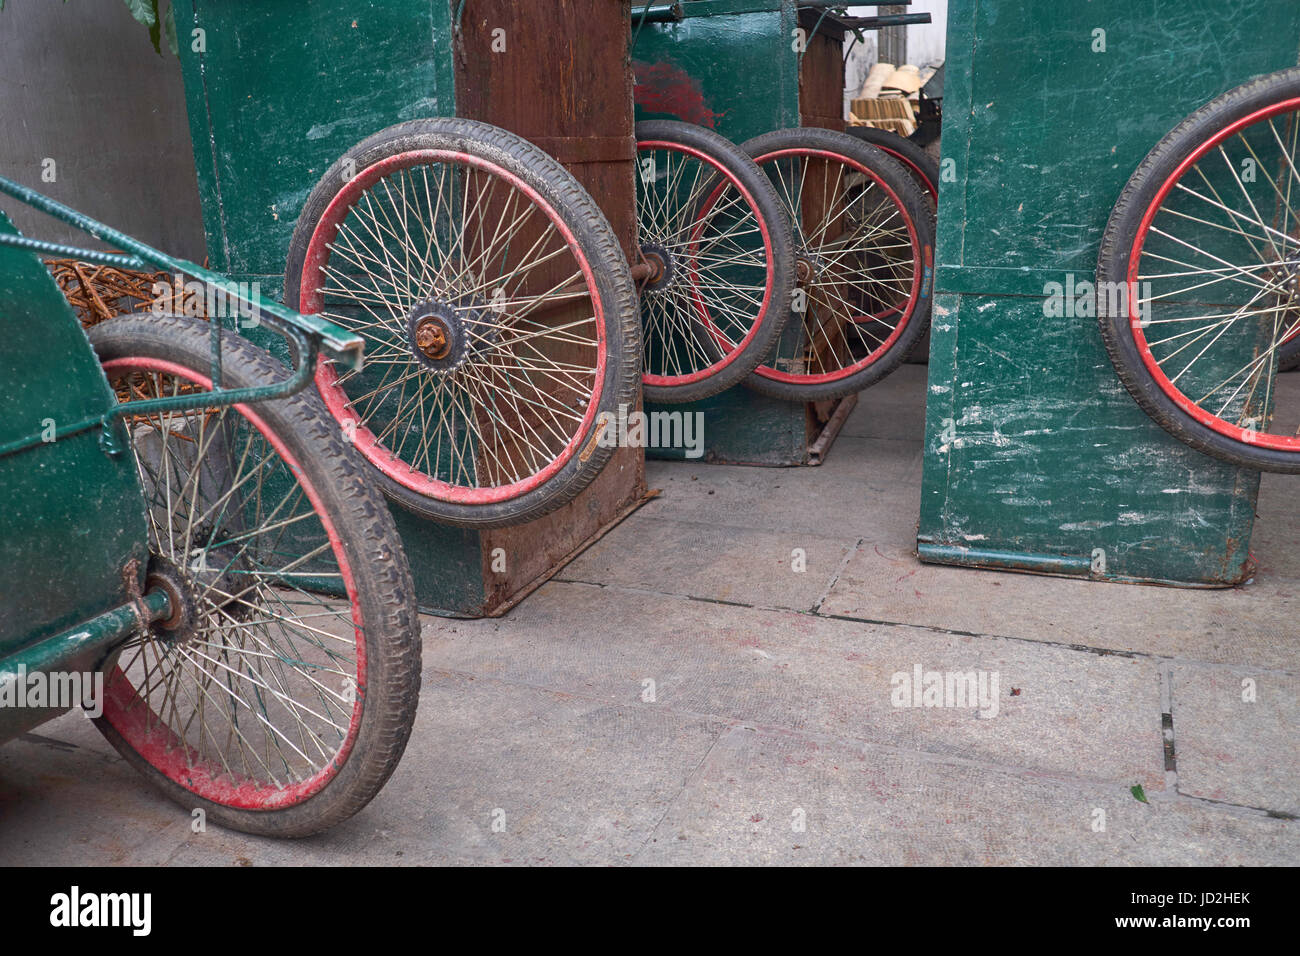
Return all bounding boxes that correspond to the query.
[638,243,675,293]
[406,297,493,374]
[145,555,204,646]
[414,315,452,360]
[796,249,826,284]
[1275,262,1300,299]
[145,542,251,645]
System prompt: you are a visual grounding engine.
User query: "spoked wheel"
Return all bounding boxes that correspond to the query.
[89,314,420,838]
[635,120,795,403]
[285,118,639,527]
[1098,67,1300,471]
[845,127,939,365]
[740,128,935,402]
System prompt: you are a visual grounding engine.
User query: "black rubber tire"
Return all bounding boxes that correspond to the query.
[739,127,935,402]
[88,313,421,838]
[1097,67,1300,472]
[845,127,939,365]
[1278,334,1300,371]
[284,117,641,527]
[635,119,796,404]
[844,126,940,213]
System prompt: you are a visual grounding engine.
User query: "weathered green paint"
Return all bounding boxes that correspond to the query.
[0,212,149,668]
[644,382,809,464]
[633,0,827,464]
[390,503,487,617]
[174,0,457,276]
[920,0,1300,585]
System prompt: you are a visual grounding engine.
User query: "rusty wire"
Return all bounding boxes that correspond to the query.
[46,256,214,415]
[45,256,177,329]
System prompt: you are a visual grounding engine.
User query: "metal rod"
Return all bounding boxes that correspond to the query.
[97,324,321,457]
[0,175,364,370]
[838,13,932,29]
[639,2,684,23]
[798,1,913,9]
[0,587,172,685]
[0,233,146,270]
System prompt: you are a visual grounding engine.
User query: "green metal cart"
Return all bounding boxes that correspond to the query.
[0,181,421,836]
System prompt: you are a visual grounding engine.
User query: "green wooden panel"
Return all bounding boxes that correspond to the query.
[633,2,795,142]
[175,0,457,276]
[644,384,807,464]
[0,213,148,655]
[389,503,486,617]
[171,3,498,614]
[919,292,1260,584]
[921,0,1300,585]
[939,0,1300,284]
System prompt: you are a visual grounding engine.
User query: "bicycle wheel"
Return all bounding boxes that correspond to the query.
[1098,67,1300,471]
[89,314,420,838]
[844,125,940,211]
[285,118,640,527]
[635,120,795,403]
[740,127,934,402]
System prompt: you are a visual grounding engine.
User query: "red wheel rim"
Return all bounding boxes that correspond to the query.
[301,149,607,504]
[751,147,924,385]
[1127,96,1300,452]
[99,357,365,810]
[637,140,777,388]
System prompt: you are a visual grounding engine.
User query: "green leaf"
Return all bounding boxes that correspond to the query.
[119,0,162,53]
[122,0,158,28]
[147,0,162,55]
[1130,784,1149,804]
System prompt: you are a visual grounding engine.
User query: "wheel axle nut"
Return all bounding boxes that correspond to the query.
[414,317,451,360]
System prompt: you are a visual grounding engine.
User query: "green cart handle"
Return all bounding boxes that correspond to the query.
[0,174,363,458]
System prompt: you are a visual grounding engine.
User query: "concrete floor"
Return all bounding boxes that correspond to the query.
[2,364,1296,865]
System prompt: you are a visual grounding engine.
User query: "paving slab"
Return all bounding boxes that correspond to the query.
[839,362,930,442]
[0,671,720,867]
[560,513,857,611]
[424,582,1166,789]
[639,435,923,543]
[3,647,1261,867]
[1170,663,1300,816]
[819,540,1300,672]
[633,723,1297,866]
